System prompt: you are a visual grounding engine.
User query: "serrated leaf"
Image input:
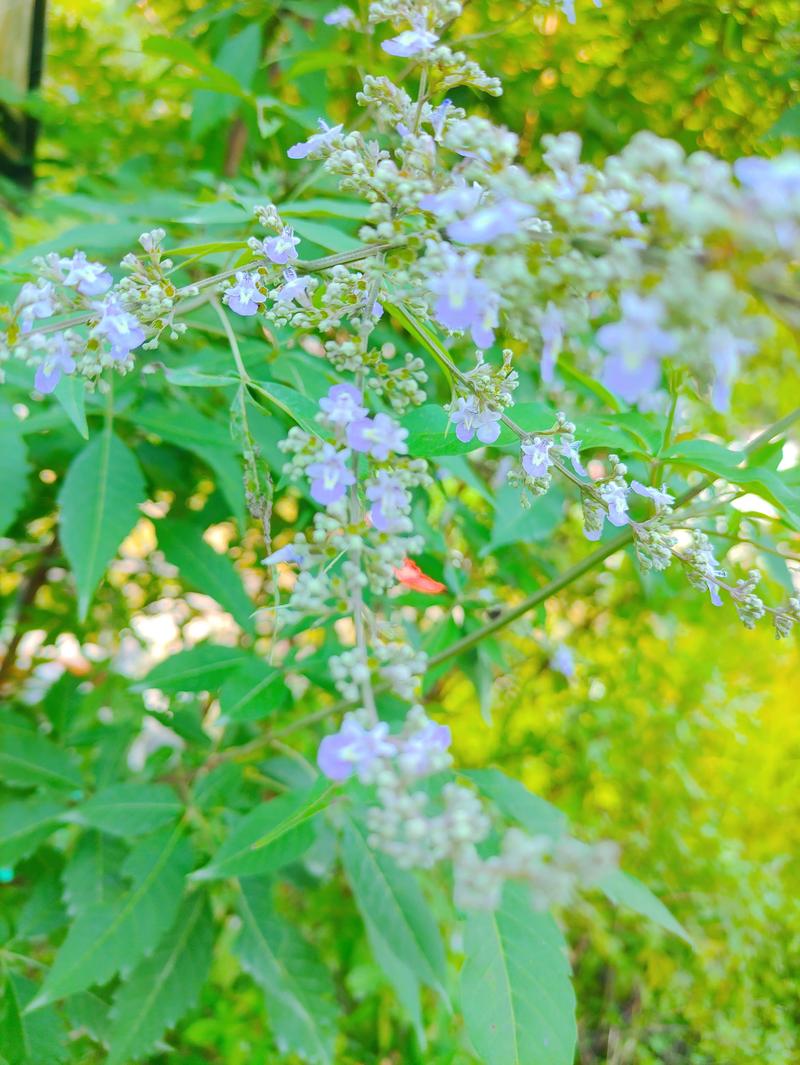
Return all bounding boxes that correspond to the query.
[61,831,129,917]
[30,827,193,1009]
[105,892,214,1065]
[0,409,29,536]
[460,882,577,1065]
[73,783,182,838]
[235,879,338,1064]
[341,818,447,994]
[58,430,146,619]
[136,644,255,694]
[597,870,692,944]
[0,717,82,792]
[0,798,64,867]
[194,783,330,881]
[463,768,567,838]
[156,518,256,634]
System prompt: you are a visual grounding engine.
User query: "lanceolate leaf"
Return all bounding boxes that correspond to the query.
[61,831,129,917]
[105,892,214,1065]
[0,716,82,792]
[136,643,255,694]
[30,827,193,1009]
[0,409,29,535]
[362,913,425,1046]
[1,976,67,1065]
[341,818,447,995]
[156,518,256,634]
[0,798,64,867]
[73,783,182,838]
[194,783,330,881]
[58,429,146,619]
[235,879,338,1065]
[463,768,567,838]
[597,870,692,944]
[460,883,577,1065]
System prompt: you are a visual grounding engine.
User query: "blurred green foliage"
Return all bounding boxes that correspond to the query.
[1,1,799,1062]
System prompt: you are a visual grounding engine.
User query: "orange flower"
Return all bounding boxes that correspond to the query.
[394,558,446,595]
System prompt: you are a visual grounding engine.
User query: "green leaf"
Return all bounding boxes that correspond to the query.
[291,218,361,253]
[341,818,447,994]
[30,827,193,1009]
[194,783,330,881]
[58,430,146,619]
[280,197,371,221]
[250,378,321,434]
[1,976,67,1065]
[235,879,338,1064]
[768,103,800,137]
[403,403,555,458]
[73,783,182,838]
[156,518,256,634]
[61,831,128,917]
[460,882,577,1065]
[463,768,567,838]
[105,892,214,1065]
[53,374,89,439]
[0,716,82,792]
[0,798,64,867]
[483,484,564,556]
[597,870,692,944]
[662,440,800,527]
[362,913,425,1046]
[136,644,255,694]
[0,408,29,535]
[218,658,289,723]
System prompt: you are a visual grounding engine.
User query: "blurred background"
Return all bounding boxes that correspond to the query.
[1,1,799,1062]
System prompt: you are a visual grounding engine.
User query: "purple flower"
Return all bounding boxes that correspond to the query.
[306,443,356,505]
[631,480,674,508]
[223,271,266,316]
[419,180,483,218]
[398,721,451,776]
[446,201,530,245]
[521,437,554,479]
[449,396,502,444]
[262,544,306,566]
[599,481,629,527]
[429,99,452,140]
[347,413,408,460]
[276,268,313,306]
[597,292,677,404]
[33,334,75,394]
[559,438,587,477]
[427,247,499,349]
[540,302,564,384]
[58,251,112,297]
[16,281,56,331]
[287,119,343,160]
[550,644,575,679]
[259,226,300,265]
[366,471,410,531]
[317,715,394,781]
[92,299,145,359]
[323,5,355,26]
[318,383,367,429]
[381,24,438,57]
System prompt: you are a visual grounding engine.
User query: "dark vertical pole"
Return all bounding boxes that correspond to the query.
[0,0,47,187]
